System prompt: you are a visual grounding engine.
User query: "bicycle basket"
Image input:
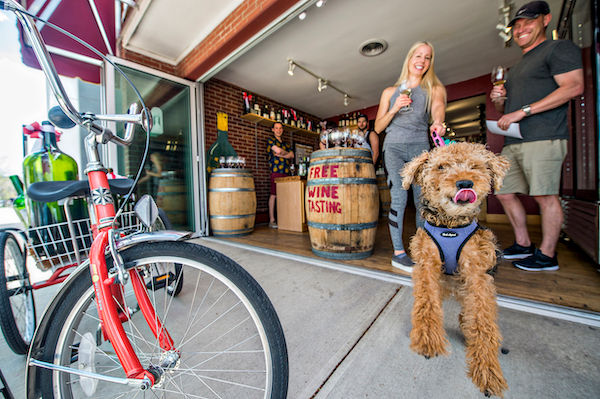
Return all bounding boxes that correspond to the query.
[26,211,145,271]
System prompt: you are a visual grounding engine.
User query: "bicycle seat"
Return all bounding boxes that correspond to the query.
[27,179,135,202]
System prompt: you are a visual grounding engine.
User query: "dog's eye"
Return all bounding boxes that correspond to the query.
[437,165,444,170]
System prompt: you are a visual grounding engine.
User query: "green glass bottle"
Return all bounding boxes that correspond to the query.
[207,112,237,173]
[9,175,28,227]
[23,122,85,228]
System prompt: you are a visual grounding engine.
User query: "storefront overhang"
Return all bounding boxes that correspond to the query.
[18,0,116,83]
[119,0,312,82]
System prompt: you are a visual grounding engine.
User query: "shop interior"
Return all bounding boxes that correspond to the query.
[196,0,599,316]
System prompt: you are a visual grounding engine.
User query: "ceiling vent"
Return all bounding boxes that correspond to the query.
[359,39,388,57]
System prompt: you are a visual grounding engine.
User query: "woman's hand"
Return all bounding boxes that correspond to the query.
[430,121,445,136]
[390,94,412,114]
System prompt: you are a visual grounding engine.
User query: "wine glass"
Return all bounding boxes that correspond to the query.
[398,83,413,113]
[320,130,329,149]
[491,65,507,102]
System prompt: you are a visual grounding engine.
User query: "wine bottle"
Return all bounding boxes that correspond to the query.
[262,105,269,119]
[242,92,251,114]
[270,107,276,120]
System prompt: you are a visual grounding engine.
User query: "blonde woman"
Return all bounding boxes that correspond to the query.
[374,41,446,273]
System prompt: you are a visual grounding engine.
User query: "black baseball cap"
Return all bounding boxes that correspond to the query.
[507,1,550,27]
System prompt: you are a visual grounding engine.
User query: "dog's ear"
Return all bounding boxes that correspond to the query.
[401,150,430,189]
[486,152,510,191]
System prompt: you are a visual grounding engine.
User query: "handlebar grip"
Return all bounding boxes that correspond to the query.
[123,103,138,140]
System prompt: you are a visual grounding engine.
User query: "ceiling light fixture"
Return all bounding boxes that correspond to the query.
[316,0,326,7]
[287,59,351,107]
[318,78,328,92]
[496,0,513,47]
[298,11,307,20]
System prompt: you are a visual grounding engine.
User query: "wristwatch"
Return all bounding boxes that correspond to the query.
[521,104,532,116]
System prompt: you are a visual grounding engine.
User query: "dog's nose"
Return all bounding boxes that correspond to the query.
[456,180,474,189]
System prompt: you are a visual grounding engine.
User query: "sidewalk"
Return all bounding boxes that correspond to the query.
[0,231,598,398]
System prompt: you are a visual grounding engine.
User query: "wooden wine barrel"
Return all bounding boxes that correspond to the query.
[156,178,187,226]
[376,171,390,218]
[305,148,379,259]
[208,168,256,237]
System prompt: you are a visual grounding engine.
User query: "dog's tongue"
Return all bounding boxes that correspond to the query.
[453,189,477,204]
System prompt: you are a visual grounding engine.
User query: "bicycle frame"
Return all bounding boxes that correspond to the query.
[2,0,176,387]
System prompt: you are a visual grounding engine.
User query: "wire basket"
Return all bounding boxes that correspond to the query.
[26,211,145,271]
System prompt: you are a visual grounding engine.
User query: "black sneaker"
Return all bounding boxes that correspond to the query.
[513,249,559,271]
[502,242,535,260]
[391,254,414,273]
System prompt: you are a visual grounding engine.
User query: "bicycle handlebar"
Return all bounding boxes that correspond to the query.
[1,0,150,147]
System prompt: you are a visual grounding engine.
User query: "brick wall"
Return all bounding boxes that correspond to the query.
[204,79,320,222]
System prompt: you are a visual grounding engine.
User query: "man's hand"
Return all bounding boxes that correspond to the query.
[497,110,525,130]
[490,84,506,104]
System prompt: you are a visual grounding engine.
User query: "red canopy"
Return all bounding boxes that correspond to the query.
[19,0,116,84]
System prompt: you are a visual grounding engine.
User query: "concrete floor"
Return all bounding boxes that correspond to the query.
[0,207,599,398]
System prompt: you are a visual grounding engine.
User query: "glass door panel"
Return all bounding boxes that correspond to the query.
[107,63,198,231]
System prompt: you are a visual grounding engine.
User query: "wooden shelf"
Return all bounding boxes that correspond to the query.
[241,113,319,136]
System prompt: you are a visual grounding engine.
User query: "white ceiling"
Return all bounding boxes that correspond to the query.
[123,0,244,65]
[215,0,565,118]
[122,0,590,119]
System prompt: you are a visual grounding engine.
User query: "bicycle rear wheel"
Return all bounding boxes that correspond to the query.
[36,241,288,398]
[0,231,36,355]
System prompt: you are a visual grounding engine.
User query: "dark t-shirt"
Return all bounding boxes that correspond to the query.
[504,39,582,146]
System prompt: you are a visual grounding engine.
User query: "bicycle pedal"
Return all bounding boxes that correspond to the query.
[146,272,176,291]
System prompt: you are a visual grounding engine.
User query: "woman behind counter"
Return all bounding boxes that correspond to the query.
[374,40,447,273]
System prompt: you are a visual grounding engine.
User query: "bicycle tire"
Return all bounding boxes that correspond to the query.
[0,231,36,355]
[36,240,288,398]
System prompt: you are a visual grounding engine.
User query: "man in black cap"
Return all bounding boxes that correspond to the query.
[491,1,584,271]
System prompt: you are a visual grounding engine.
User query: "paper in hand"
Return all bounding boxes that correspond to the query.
[486,120,523,139]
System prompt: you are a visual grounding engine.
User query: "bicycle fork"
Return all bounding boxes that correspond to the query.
[88,231,178,387]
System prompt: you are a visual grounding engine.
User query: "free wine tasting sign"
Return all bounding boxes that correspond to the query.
[307,164,342,214]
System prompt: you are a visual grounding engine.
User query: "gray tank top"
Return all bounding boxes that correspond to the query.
[384,85,429,146]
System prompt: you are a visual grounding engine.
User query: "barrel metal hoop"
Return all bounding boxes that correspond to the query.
[208,188,255,192]
[307,221,378,230]
[312,149,371,158]
[311,248,373,260]
[210,214,255,219]
[210,173,253,178]
[212,228,253,234]
[307,178,377,186]
[309,158,372,166]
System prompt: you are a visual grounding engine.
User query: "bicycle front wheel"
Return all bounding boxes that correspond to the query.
[0,231,36,355]
[36,241,288,398]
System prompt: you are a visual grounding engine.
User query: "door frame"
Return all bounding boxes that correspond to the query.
[103,57,208,235]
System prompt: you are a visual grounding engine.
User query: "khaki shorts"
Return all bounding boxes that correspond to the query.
[496,139,567,196]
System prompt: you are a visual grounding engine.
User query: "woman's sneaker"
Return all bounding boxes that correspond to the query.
[512,249,559,271]
[392,254,414,273]
[502,242,535,259]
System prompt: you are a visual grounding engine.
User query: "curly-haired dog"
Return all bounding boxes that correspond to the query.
[401,142,510,397]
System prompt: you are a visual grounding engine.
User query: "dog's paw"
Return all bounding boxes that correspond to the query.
[471,368,507,398]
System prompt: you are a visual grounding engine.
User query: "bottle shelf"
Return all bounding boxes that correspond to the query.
[241,113,319,136]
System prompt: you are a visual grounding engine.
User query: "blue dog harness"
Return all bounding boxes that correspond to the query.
[423,220,480,275]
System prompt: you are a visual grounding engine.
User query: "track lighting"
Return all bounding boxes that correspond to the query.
[287,59,351,106]
[298,11,307,20]
[316,0,326,7]
[318,78,328,92]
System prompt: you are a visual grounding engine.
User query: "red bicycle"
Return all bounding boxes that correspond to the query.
[0,1,288,397]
